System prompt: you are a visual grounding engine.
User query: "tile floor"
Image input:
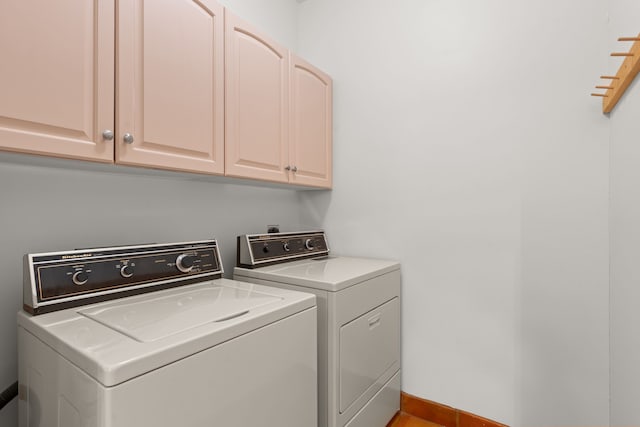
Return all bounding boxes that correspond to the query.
[387,413,443,427]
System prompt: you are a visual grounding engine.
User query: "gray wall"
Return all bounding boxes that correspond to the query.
[297,0,610,425]
[609,0,640,425]
[0,2,303,426]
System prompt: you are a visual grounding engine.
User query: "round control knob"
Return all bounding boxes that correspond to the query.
[72,271,89,286]
[262,243,270,253]
[176,253,196,273]
[120,265,134,278]
[283,242,290,252]
[305,239,315,250]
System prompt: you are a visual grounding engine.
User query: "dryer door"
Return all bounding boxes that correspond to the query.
[339,297,400,413]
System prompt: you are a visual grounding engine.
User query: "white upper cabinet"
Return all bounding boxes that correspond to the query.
[0,0,115,162]
[224,12,290,183]
[0,0,225,175]
[224,12,333,188]
[117,0,225,174]
[289,53,333,188]
[1,1,331,187]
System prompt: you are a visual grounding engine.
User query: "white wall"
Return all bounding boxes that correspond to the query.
[608,1,640,426]
[217,0,297,49]
[297,1,610,425]
[0,2,302,426]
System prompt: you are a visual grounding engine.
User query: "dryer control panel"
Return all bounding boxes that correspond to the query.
[237,230,329,267]
[24,240,223,315]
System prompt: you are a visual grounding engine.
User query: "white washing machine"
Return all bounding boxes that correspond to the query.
[18,240,317,427]
[234,231,401,427]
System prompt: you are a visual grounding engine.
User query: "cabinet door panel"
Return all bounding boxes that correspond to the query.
[289,54,332,188]
[0,0,114,162]
[225,12,289,183]
[117,0,224,174]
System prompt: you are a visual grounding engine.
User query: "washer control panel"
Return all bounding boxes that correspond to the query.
[24,240,222,315]
[238,231,329,267]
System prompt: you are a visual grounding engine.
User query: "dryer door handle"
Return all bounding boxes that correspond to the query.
[368,314,381,329]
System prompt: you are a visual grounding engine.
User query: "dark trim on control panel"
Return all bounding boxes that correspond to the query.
[237,230,330,268]
[24,239,223,315]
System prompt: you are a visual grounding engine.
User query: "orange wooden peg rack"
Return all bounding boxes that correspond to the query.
[592,34,640,113]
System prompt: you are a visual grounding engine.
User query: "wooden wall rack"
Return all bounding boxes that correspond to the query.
[592,33,640,113]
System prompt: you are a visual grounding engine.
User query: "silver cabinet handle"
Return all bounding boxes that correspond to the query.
[123,133,134,144]
[291,166,298,173]
[285,165,291,171]
[102,130,114,141]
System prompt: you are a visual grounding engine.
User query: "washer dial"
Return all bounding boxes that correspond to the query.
[72,271,89,286]
[176,253,196,273]
[305,239,315,250]
[120,265,134,278]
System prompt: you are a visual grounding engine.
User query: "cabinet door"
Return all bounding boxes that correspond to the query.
[289,54,333,188]
[225,12,289,183]
[0,0,115,162]
[117,0,224,174]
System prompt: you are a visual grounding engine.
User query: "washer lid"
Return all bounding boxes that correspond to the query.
[17,279,315,387]
[79,286,282,342]
[234,256,400,292]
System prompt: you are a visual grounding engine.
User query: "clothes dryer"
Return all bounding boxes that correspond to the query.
[234,231,401,427]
